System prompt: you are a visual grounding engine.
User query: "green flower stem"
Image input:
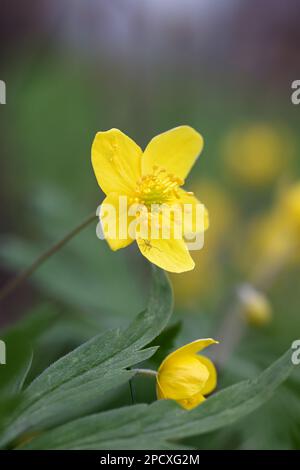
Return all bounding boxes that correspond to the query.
[213,245,294,368]
[132,368,158,378]
[0,212,97,303]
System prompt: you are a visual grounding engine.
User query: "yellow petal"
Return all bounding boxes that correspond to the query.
[157,354,209,400]
[176,189,209,236]
[100,193,135,251]
[159,338,218,368]
[156,381,166,400]
[197,355,217,396]
[136,237,195,273]
[142,126,204,180]
[157,380,206,410]
[156,383,205,410]
[92,128,142,195]
[177,392,206,410]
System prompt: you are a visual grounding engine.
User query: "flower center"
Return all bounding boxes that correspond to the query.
[134,166,183,206]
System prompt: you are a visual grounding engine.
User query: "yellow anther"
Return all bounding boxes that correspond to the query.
[135,167,182,206]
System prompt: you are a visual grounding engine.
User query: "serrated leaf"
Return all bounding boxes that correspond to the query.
[22,349,296,450]
[0,267,172,448]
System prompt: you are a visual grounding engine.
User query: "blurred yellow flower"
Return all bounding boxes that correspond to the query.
[172,252,220,308]
[279,182,300,235]
[238,181,300,279]
[222,123,294,187]
[191,180,237,248]
[91,126,208,273]
[238,284,272,327]
[241,211,292,273]
[156,338,218,410]
[171,181,237,306]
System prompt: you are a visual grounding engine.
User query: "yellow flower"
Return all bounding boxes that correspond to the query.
[241,181,300,276]
[222,123,294,187]
[156,338,218,410]
[279,182,300,235]
[91,126,208,273]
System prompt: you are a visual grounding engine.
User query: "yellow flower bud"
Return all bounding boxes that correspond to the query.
[238,284,272,327]
[156,338,218,410]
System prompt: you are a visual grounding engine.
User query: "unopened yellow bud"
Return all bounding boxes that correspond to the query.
[238,284,272,327]
[156,338,218,410]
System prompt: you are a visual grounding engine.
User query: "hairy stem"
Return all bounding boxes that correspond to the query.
[132,368,158,378]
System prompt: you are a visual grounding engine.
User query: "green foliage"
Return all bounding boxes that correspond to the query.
[0,267,296,450]
[0,267,173,448]
[1,25,300,452]
[21,350,295,450]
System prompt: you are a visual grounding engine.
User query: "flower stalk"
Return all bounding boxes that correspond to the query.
[132,368,157,378]
[0,212,97,302]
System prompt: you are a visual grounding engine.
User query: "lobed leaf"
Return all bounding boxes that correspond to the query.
[0,267,173,448]
[22,349,296,450]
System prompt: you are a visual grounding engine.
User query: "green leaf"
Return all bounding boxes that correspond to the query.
[21,349,296,450]
[0,305,57,398]
[0,267,172,448]
[0,305,59,435]
[0,396,22,436]
[147,321,182,365]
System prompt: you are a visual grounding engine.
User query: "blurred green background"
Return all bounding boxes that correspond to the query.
[0,0,300,449]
